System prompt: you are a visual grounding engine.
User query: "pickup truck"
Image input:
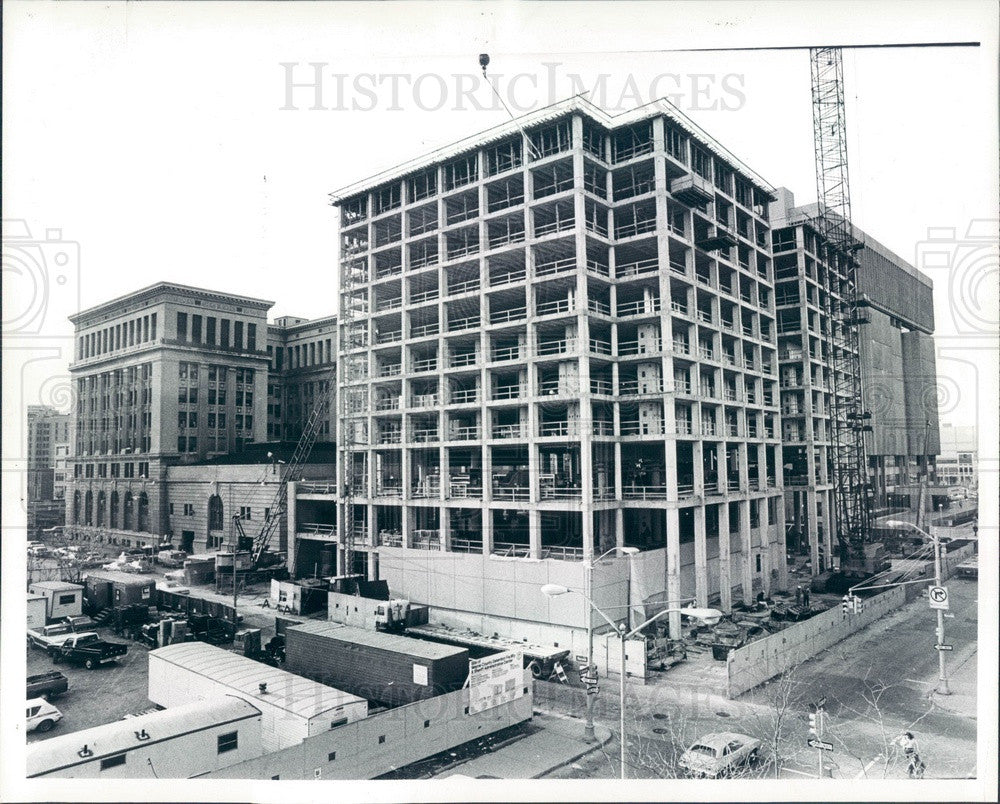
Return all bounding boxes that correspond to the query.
[48,632,128,669]
[27,623,74,650]
[26,670,69,701]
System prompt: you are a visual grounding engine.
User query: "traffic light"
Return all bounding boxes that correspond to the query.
[841,595,851,617]
[808,711,818,736]
[854,595,864,614]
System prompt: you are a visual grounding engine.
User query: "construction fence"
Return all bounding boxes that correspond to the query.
[724,541,976,698]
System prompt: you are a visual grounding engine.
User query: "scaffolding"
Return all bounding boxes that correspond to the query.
[809,47,874,564]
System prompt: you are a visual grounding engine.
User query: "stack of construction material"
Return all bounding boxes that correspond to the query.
[285,621,469,707]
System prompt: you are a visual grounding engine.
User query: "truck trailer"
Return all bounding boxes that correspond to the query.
[284,621,469,707]
[147,641,368,753]
[28,582,84,622]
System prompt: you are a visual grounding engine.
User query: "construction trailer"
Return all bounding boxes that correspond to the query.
[27,697,263,779]
[81,570,155,614]
[284,621,469,707]
[27,594,49,630]
[28,581,84,621]
[147,641,368,753]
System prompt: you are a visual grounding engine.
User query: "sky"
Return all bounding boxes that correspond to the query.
[3,0,997,438]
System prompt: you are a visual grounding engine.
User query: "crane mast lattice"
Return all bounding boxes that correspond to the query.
[809,47,873,563]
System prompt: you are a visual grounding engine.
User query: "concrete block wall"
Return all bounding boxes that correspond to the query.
[725,585,907,698]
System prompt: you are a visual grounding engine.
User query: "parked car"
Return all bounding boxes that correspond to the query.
[26,671,69,701]
[62,614,98,632]
[48,632,128,669]
[26,698,64,733]
[27,623,74,650]
[679,732,761,778]
[156,549,188,568]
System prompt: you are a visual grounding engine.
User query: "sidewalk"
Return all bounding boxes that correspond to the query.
[436,711,612,779]
[929,645,977,719]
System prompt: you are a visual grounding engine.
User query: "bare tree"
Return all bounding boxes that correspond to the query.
[742,661,813,778]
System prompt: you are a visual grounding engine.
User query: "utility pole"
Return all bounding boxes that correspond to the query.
[583,558,595,743]
[932,528,951,694]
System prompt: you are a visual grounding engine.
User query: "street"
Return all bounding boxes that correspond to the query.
[539,576,979,780]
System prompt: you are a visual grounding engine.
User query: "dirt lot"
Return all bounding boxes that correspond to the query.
[26,630,154,743]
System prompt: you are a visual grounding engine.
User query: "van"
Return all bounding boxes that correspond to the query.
[26,698,63,733]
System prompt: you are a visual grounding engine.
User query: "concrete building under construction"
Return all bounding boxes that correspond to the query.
[323,96,788,648]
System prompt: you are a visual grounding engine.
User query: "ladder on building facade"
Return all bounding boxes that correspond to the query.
[809,47,874,563]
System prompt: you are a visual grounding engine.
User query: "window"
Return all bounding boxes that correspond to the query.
[217,731,239,754]
[239,506,252,520]
[755,554,762,572]
[183,503,194,516]
[58,594,76,605]
[423,719,430,728]
[220,318,230,348]
[206,316,216,344]
[177,312,188,341]
[234,321,244,349]
[328,751,337,762]
[100,754,127,770]
[191,314,202,343]
[378,735,386,744]
[247,323,257,351]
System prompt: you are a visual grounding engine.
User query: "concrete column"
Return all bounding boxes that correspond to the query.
[481,504,493,556]
[402,504,413,549]
[665,507,682,637]
[528,508,542,559]
[366,502,376,549]
[693,505,708,607]
[440,505,451,552]
[718,500,732,611]
[692,440,705,499]
[739,498,753,603]
[807,489,820,574]
[759,495,772,596]
[615,507,625,551]
[774,493,789,591]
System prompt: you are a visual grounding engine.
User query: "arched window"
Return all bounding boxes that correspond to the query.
[84,490,93,526]
[123,491,134,530]
[73,491,81,525]
[96,491,106,527]
[208,495,224,532]
[110,491,119,529]
[137,492,150,532]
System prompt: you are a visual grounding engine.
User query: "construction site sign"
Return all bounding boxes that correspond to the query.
[468,650,524,714]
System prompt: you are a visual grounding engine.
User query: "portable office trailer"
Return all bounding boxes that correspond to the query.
[27,697,263,778]
[28,581,84,621]
[148,642,368,752]
[27,595,48,629]
[81,571,155,613]
[285,621,469,707]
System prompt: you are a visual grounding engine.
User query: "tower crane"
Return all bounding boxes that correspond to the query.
[808,47,874,568]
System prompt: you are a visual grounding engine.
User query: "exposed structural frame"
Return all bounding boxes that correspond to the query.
[809,47,873,562]
[339,223,371,575]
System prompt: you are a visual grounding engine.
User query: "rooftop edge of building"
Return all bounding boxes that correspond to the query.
[329,94,777,203]
[69,281,277,326]
[769,187,932,289]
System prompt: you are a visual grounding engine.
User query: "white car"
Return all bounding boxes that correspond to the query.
[678,732,761,778]
[27,698,64,733]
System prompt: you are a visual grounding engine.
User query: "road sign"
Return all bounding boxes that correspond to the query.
[934,644,953,651]
[808,738,834,751]
[928,585,950,610]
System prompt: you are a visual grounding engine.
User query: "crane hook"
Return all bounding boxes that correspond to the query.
[479,53,490,77]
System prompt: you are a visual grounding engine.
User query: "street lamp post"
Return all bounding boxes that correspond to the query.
[884,520,951,695]
[582,546,638,742]
[541,583,722,779]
